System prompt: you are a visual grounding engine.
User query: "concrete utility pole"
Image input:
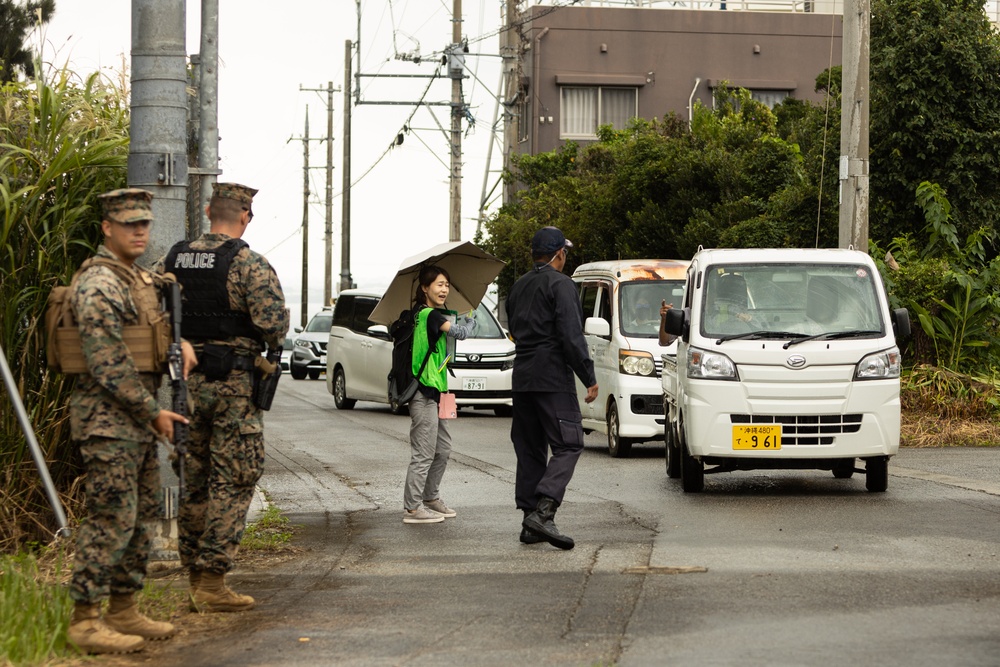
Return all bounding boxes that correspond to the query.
[340,41,353,293]
[839,0,871,251]
[300,82,340,306]
[448,0,463,242]
[301,110,310,328]
[195,0,220,235]
[131,0,188,266]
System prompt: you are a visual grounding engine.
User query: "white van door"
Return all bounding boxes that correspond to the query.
[578,281,614,430]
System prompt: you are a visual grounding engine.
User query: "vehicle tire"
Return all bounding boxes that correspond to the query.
[680,440,704,492]
[665,424,681,479]
[493,405,513,418]
[332,368,356,410]
[833,460,855,479]
[865,456,889,492]
[308,368,321,380]
[607,402,633,458]
[290,364,307,380]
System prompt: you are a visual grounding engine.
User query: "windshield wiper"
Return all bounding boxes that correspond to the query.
[716,330,807,345]
[783,329,882,349]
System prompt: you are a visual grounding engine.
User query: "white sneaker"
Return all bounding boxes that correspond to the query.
[403,507,445,524]
[423,498,457,518]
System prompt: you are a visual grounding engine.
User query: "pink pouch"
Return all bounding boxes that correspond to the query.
[438,392,457,419]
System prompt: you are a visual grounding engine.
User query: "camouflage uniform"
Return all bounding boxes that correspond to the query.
[69,203,165,605]
[155,183,288,576]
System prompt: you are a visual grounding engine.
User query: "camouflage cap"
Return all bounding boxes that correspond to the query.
[97,188,154,224]
[212,182,258,206]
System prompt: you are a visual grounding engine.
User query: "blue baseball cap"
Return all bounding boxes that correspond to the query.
[531,226,574,254]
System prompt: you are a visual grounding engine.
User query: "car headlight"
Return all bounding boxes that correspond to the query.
[501,359,514,372]
[855,347,901,379]
[619,350,655,376]
[294,339,310,348]
[687,347,737,380]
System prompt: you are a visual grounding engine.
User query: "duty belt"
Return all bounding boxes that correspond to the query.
[231,355,257,371]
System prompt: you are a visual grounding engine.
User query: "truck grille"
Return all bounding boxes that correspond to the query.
[729,414,862,445]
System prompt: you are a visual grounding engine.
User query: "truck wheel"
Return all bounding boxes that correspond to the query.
[308,369,321,380]
[332,368,356,410]
[680,441,704,492]
[607,402,633,458]
[833,460,855,479]
[290,364,307,380]
[865,456,889,492]
[665,424,681,479]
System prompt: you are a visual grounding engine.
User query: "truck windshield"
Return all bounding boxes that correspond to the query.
[620,280,686,338]
[700,263,885,339]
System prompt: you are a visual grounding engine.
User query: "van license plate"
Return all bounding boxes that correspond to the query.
[732,425,782,450]
[463,377,487,391]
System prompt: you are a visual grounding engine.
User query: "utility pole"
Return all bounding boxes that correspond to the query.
[300,82,341,306]
[340,41,353,292]
[839,0,870,251]
[300,110,310,328]
[448,0,463,242]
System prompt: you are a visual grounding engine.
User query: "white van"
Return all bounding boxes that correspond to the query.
[571,259,689,457]
[662,248,911,492]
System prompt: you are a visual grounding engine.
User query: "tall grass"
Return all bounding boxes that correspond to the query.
[0,552,73,664]
[0,68,129,551]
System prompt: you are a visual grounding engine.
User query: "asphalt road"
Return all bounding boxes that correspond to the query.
[144,378,1000,667]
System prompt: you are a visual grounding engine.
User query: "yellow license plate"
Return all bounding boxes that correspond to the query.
[732,424,782,450]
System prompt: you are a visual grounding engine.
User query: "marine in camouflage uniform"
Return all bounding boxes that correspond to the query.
[67,189,190,654]
[156,182,289,612]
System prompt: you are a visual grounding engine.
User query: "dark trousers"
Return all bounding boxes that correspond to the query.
[511,391,585,510]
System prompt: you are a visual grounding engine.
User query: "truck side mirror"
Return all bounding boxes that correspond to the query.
[664,308,687,339]
[584,317,611,338]
[891,308,911,339]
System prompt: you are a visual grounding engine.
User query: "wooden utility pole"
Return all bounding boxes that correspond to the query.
[301,109,310,328]
[300,82,341,306]
[448,0,463,242]
[839,0,871,251]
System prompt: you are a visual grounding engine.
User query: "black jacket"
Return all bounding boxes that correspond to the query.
[506,263,596,393]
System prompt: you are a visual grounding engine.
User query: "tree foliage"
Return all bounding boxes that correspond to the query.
[0,68,129,550]
[870,0,1000,246]
[482,85,842,295]
[0,0,55,82]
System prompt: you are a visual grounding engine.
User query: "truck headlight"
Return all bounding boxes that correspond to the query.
[619,350,655,376]
[855,347,901,379]
[687,347,737,380]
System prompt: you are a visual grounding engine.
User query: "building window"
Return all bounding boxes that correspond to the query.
[751,89,790,109]
[560,86,638,139]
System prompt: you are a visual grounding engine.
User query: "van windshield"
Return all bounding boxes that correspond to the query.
[700,263,885,339]
[620,280,685,338]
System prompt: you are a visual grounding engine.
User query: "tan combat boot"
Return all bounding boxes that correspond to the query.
[67,602,145,655]
[187,568,202,612]
[192,571,255,613]
[105,592,178,640]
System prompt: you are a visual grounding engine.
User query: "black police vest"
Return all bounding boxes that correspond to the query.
[163,238,262,343]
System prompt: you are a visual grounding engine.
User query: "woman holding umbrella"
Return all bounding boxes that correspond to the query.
[403,265,477,524]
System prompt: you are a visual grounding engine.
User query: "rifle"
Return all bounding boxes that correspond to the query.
[166,282,188,498]
[252,345,282,411]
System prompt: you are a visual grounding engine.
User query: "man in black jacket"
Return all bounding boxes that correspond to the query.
[505,226,598,550]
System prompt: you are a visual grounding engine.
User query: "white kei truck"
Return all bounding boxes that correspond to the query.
[661,248,911,493]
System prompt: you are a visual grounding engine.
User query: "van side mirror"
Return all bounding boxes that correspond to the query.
[367,324,391,341]
[891,308,911,339]
[664,308,687,339]
[294,326,303,334]
[584,317,610,337]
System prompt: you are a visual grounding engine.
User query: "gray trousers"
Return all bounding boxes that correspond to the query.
[404,392,452,510]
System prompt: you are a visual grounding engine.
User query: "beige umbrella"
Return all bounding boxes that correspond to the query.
[369,241,505,325]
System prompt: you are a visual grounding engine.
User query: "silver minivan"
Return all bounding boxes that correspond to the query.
[326,289,515,415]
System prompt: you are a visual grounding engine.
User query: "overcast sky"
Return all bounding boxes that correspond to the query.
[34,0,506,328]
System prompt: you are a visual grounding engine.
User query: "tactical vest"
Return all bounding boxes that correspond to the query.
[46,256,172,374]
[163,238,262,343]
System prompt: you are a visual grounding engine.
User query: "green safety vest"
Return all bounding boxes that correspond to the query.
[412,307,448,392]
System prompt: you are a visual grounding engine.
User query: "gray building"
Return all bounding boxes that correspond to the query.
[501,0,845,185]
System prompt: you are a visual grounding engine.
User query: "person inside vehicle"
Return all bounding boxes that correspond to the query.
[707,273,756,333]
